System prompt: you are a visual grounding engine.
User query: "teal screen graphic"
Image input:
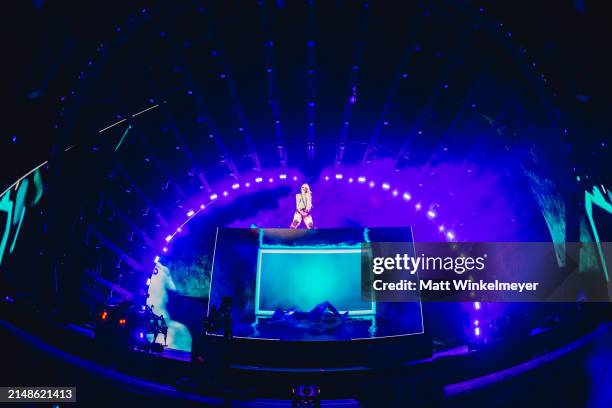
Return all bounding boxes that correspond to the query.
[255,249,375,315]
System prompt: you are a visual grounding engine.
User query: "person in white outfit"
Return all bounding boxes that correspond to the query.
[290,183,314,229]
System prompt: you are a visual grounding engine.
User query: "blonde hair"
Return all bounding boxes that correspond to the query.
[301,183,311,194]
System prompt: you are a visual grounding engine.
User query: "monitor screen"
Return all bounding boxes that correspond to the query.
[256,248,375,315]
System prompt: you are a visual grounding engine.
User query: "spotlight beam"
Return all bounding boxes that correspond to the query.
[85,270,134,299]
[101,195,155,247]
[361,13,425,165]
[114,163,169,228]
[305,1,316,161]
[162,107,212,193]
[258,3,287,166]
[335,4,368,166]
[131,127,187,201]
[392,36,472,169]
[88,225,145,272]
[211,45,262,171]
[156,48,240,178]
[424,85,480,167]
[144,70,212,193]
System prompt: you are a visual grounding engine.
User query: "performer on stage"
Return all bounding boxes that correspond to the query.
[290,183,314,229]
